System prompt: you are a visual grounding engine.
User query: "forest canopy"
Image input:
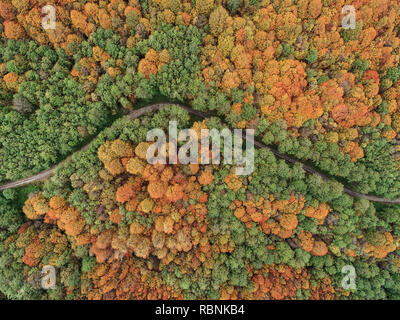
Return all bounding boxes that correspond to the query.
[0,0,400,300]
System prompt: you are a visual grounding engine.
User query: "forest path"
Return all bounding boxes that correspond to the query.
[1,102,400,204]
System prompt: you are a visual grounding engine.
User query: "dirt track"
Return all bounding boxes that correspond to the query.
[1,102,399,204]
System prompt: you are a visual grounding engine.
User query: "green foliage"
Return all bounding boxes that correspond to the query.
[226,0,242,15]
[386,64,400,83]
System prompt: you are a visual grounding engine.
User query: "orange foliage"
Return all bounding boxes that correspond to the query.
[165,184,184,202]
[23,192,49,220]
[0,3,15,20]
[198,170,214,185]
[364,232,397,259]
[343,141,364,162]
[148,181,168,199]
[298,230,314,252]
[116,183,135,203]
[70,10,88,34]
[280,214,298,231]
[4,20,25,40]
[310,240,328,256]
[304,203,330,223]
[252,264,307,300]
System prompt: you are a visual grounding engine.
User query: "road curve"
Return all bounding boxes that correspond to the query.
[1,102,400,204]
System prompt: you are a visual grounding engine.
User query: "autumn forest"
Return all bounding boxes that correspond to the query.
[0,0,400,300]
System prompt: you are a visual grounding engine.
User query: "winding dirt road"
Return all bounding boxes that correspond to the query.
[1,102,400,204]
